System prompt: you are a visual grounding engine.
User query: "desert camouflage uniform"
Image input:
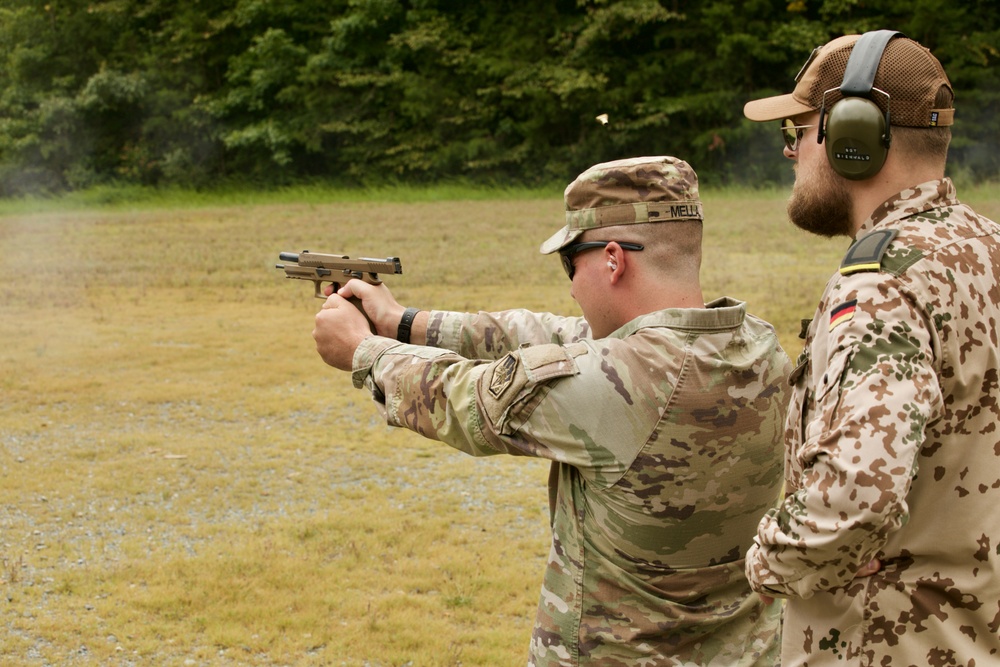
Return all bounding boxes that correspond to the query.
[747,178,1000,666]
[352,298,790,666]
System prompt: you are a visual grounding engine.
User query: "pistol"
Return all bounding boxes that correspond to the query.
[276,250,403,331]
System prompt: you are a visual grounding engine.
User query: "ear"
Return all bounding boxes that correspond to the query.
[604,242,625,285]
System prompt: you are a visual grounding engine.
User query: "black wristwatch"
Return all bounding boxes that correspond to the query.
[397,307,421,344]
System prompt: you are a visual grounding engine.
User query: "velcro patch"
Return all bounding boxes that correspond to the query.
[840,229,898,275]
[488,353,518,399]
[829,299,858,331]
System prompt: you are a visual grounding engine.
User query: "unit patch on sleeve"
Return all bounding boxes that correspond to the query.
[489,353,519,399]
[829,300,858,331]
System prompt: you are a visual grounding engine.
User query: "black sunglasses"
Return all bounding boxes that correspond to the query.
[781,118,816,152]
[558,241,644,280]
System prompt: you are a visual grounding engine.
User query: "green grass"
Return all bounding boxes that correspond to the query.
[0,181,562,216]
[1,183,998,664]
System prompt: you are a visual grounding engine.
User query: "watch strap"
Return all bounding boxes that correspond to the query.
[397,307,420,344]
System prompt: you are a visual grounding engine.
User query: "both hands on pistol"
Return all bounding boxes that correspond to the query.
[277,250,410,370]
[276,250,403,333]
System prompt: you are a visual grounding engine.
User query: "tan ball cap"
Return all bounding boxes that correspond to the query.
[743,33,954,128]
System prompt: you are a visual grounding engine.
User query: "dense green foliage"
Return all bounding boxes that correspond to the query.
[1,0,997,195]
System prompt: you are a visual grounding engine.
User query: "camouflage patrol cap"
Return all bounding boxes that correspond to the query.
[743,33,954,128]
[540,156,703,255]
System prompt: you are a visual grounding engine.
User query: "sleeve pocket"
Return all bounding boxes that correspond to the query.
[799,346,854,464]
[478,343,583,435]
[814,346,853,403]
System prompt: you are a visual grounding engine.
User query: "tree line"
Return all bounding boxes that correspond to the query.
[1,0,997,196]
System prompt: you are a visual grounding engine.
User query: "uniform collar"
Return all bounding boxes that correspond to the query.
[610,297,747,338]
[856,178,958,238]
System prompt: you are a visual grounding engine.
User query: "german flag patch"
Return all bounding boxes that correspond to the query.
[829,300,858,331]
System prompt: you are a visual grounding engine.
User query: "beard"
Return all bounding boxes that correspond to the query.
[786,162,853,238]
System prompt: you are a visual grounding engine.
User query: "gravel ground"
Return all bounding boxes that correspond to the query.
[2,407,550,665]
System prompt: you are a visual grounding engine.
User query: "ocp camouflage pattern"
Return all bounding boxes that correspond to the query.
[353,298,790,665]
[746,178,1000,666]
[540,156,704,254]
[563,156,704,230]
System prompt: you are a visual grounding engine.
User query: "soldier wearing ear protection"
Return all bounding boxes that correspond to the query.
[743,32,1000,667]
[313,156,792,666]
[745,31,955,180]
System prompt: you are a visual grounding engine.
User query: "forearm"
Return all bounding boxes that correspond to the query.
[404,309,430,346]
[748,392,934,598]
[747,485,899,598]
[425,309,590,359]
[352,336,500,457]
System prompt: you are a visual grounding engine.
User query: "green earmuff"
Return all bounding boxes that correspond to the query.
[823,97,890,180]
[819,30,901,180]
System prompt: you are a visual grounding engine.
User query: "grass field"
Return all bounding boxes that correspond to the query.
[2,183,998,665]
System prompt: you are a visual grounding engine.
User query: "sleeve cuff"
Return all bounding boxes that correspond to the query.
[424,310,461,349]
[351,336,404,390]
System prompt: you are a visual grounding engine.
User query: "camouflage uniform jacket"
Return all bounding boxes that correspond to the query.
[746,179,1000,666]
[352,297,790,666]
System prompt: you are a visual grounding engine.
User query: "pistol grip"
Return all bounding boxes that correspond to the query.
[348,295,377,334]
[311,279,375,334]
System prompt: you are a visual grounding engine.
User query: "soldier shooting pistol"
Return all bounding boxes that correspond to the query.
[275,250,403,332]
